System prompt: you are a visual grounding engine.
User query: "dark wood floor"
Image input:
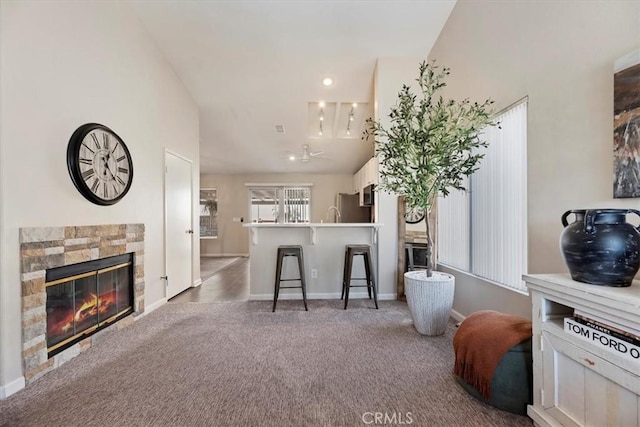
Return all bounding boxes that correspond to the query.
[170,257,249,303]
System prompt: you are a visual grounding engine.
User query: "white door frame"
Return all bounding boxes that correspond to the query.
[163,148,194,298]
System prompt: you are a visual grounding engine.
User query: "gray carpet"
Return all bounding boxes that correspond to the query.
[0,300,532,427]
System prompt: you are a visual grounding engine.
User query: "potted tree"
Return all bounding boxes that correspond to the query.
[363,60,498,336]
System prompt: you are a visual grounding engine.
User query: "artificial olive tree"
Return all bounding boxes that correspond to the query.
[363,60,498,277]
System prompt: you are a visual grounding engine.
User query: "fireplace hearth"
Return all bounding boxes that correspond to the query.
[20,224,145,384]
[46,253,134,357]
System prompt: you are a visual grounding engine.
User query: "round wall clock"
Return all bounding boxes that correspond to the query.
[405,205,426,224]
[67,123,133,205]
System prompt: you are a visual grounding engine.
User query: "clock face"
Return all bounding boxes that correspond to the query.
[67,123,133,205]
[405,206,426,224]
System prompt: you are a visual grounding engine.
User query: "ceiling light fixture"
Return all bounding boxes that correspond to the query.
[289,155,296,161]
[322,77,333,86]
[319,108,324,136]
[346,107,355,136]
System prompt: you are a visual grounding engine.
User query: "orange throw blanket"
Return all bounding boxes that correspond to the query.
[453,310,532,400]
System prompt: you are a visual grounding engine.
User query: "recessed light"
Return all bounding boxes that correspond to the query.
[322,77,333,86]
[289,155,296,161]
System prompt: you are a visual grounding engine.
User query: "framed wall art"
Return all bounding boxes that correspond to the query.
[613,49,640,198]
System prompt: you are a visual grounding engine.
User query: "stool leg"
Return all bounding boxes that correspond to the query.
[364,251,378,309]
[297,251,308,311]
[344,249,353,310]
[365,253,372,300]
[341,249,348,300]
[273,250,283,312]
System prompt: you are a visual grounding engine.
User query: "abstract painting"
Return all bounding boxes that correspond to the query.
[613,50,640,198]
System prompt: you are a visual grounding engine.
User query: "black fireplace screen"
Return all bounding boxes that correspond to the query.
[45,253,134,357]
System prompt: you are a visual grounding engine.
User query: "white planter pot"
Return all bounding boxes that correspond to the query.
[404,270,455,336]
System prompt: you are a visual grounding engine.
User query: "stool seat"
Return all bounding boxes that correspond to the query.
[342,244,378,310]
[273,245,308,312]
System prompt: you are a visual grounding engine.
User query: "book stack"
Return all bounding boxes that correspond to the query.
[563,311,640,364]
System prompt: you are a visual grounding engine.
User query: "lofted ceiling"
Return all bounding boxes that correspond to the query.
[130,1,457,175]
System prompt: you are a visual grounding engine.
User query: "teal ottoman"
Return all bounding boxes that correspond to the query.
[455,338,532,415]
[453,311,533,416]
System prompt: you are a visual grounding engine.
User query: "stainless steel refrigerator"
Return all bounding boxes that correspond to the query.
[335,193,371,223]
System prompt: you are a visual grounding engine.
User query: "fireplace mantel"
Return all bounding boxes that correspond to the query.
[19,224,145,384]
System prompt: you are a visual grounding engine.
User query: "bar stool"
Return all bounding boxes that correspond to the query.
[341,244,378,310]
[273,245,308,312]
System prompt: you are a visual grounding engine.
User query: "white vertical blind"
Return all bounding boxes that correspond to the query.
[471,100,527,291]
[283,186,310,223]
[437,184,470,271]
[437,99,528,292]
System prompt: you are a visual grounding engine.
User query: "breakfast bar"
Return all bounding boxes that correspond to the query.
[243,223,384,301]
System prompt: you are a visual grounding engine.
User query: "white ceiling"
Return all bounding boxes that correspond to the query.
[131,1,456,175]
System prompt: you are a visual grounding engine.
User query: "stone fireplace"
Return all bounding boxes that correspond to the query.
[20,224,144,384]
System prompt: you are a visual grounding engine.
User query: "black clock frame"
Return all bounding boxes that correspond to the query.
[405,206,426,224]
[67,123,133,206]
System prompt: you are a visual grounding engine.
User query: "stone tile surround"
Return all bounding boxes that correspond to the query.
[19,224,145,384]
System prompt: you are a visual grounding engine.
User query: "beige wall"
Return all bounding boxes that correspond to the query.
[429,0,640,318]
[200,173,355,256]
[0,2,199,393]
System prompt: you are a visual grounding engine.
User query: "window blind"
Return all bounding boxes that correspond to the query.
[437,99,528,292]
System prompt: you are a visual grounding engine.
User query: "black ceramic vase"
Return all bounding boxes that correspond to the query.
[560,209,640,287]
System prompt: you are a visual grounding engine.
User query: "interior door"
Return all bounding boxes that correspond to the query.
[165,150,193,299]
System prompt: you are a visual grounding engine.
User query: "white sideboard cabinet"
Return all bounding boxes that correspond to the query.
[524,274,640,427]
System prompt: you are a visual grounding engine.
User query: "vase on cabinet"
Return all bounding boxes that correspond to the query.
[560,208,640,287]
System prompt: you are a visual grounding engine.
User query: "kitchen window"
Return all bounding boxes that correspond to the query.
[248,185,311,224]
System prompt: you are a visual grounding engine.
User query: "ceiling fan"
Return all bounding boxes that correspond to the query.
[287,144,330,162]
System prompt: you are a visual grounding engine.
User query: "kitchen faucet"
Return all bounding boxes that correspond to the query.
[326,206,341,223]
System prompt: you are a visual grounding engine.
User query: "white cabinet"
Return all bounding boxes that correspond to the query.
[362,157,378,187]
[524,274,640,427]
[353,157,378,205]
[353,168,363,195]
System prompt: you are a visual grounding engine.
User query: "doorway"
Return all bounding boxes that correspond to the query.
[164,150,193,299]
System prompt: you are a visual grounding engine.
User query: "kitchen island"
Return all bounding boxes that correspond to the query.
[243,223,390,301]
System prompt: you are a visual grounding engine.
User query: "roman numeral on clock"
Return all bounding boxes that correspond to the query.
[102,133,109,150]
[91,178,99,193]
[118,167,128,174]
[81,142,95,154]
[116,155,126,163]
[116,176,126,186]
[82,168,95,180]
[79,158,92,165]
[90,133,100,150]
[103,183,108,198]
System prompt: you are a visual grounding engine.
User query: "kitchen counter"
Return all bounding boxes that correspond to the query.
[243,223,391,301]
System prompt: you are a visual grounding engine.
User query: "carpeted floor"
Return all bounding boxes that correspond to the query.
[0,300,532,427]
[200,256,243,281]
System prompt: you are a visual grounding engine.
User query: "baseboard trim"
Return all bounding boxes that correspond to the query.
[140,298,167,317]
[450,309,465,323]
[249,292,397,301]
[0,376,25,400]
[192,278,203,288]
[201,253,249,258]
